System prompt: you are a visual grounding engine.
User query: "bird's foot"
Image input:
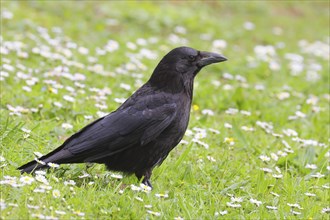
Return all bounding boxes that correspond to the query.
[142,178,153,189]
[136,170,153,189]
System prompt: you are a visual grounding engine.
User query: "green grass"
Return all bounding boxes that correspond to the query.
[1,1,329,219]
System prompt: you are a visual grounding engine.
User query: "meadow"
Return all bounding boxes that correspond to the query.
[0,1,329,219]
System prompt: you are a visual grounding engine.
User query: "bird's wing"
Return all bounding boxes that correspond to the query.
[60,99,177,162]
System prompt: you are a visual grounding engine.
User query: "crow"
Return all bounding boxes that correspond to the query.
[18,46,227,187]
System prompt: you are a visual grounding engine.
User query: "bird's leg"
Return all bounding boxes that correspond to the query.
[142,178,152,188]
[136,169,153,189]
[84,162,94,176]
[85,162,93,170]
[142,169,153,188]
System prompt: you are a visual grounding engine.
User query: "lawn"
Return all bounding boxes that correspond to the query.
[0,1,329,219]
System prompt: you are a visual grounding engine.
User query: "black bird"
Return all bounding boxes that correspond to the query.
[18,47,227,187]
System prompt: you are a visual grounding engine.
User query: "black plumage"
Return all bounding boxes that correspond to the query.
[18,46,227,187]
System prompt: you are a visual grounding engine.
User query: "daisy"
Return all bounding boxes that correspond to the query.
[291,210,301,215]
[277,92,290,100]
[31,214,45,219]
[259,155,270,162]
[207,156,216,162]
[305,164,317,169]
[34,158,46,165]
[219,210,228,216]
[240,110,251,116]
[21,128,31,133]
[208,128,220,134]
[226,202,241,208]
[311,172,325,178]
[225,108,238,115]
[224,123,233,129]
[110,173,123,179]
[130,184,141,191]
[40,184,52,190]
[84,115,93,120]
[52,189,61,198]
[201,109,214,116]
[61,123,73,130]
[250,198,262,207]
[231,197,243,203]
[63,95,75,103]
[35,170,46,176]
[244,21,255,30]
[260,168,272,173]
[135,196,143,202]
[35,175,49,185]
[48,162,59,168]
[304,192,316,197]
[272,174,283,179]
[271,153,279,161]
[55,210,66,215]
[241,126,255,131]
[64,180,76,186]
[78,173,90,179]
[192,139,209,149]
[155,193,169,198]
[179,140,189,145]
[266,205,277,210]
[287,203,302,209]
[282,128,298,137]
[72,210,85,217]
[20,176,34,185]
[321,207,330,214]
[27,204,40,210]
[147,210,161,216]
[224,137,235,145]
[270,192,280,197]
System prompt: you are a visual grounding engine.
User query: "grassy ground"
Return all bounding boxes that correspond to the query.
[1,1,329,219]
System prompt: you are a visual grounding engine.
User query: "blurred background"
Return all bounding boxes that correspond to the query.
[2,1,329,129]
[2,1,329,107]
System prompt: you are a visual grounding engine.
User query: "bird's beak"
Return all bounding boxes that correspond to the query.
[197,51,227,68]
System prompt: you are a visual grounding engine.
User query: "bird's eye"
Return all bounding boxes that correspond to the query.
[188,55,196,61]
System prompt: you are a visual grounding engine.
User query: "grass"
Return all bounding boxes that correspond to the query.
[1,1,329,219]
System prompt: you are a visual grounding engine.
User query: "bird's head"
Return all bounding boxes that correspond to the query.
[149,47,227,92]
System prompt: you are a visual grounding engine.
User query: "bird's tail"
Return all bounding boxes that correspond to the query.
[17,159,48,174]
[18,148,75,174]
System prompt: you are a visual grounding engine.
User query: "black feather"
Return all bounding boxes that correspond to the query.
[18,46,227,187]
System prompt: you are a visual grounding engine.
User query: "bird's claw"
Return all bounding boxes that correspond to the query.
[142,178,153,189]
